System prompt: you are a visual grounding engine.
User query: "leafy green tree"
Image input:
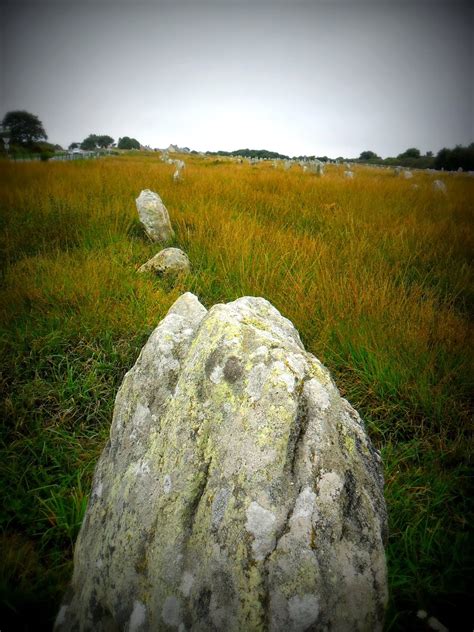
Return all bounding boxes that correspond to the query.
[434,144,474,171]
[2,110,47,145]
[397,147,421,159]
[359,150,379,160]
[81,135,99,150]
[80,134,114,150]
[230,148,289,159]
[97,135,114,149]
[118,136,140,150]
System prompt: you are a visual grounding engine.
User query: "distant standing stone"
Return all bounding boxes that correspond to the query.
[432,179,447,193]
[402,170,413,179]
[138,247,190,276]
[135,189,175,243]
[309,160,324,176]
[344,170,354,179]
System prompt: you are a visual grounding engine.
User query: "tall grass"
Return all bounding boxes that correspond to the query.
[1,155,472,630]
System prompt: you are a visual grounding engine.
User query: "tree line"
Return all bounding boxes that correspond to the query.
[206,148,290,160]
[358,146,474,171]
[72,135,141,151]
[2,110,473,170]
[0,110,141,156]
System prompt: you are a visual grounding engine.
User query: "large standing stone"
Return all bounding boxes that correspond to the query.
[135,189,175,243]
[138,247,191,276]
[55,294,388,632]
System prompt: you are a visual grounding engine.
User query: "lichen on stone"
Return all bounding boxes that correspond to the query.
[55,293,388,632]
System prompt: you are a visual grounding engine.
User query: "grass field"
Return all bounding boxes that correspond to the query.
[0,153,472,631]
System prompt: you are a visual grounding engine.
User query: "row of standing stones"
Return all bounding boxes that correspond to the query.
[54,189,389,631]
[136,189,191,277]
[161,152,452,193]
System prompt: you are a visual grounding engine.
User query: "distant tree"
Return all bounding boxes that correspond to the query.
[97,135,114,149]
[425,150,433,157]
[2,110,47,146]
[359,150,379,161]
[81,135,99,150]
[118,136,140,150]
[69,142,80,150]
[434,144,474,171]
[230,148,289,160]
[397,147,421,159]
[80,134,114,150]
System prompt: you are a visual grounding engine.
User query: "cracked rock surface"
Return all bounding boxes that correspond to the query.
[55,292,388,632]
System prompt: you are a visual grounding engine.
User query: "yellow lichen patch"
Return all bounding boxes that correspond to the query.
[238,562,266,631]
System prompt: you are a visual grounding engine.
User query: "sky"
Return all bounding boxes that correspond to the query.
[1,0,473,158]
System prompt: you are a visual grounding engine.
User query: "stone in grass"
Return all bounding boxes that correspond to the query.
[55,293,388,632]
[309,161,324,176]
[135,189,175,243]
[138,247,190,277]
[344,170,354,179]
[432,179,447,193]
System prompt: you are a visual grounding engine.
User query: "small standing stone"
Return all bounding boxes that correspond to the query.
[433,179,447,193]
[138,247,190,277]
[308,160,324,176]
[135,189,175,243]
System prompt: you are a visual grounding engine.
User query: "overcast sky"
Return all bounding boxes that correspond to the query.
[1,0,472,157]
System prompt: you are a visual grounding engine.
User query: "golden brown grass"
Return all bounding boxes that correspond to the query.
[0,154,472,630]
